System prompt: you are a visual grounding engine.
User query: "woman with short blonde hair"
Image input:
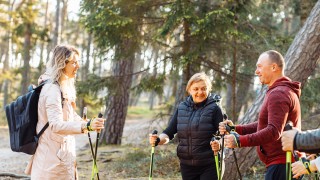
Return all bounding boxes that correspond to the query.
[149,72,223,179]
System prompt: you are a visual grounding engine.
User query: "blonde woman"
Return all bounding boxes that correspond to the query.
[149,72,224,180]
[25,45,104,179]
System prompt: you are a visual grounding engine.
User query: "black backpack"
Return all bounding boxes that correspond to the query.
[5,82,50,155]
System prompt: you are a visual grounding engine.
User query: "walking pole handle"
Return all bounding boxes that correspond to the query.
[83,107,88,120]
[211,137,219,156]
[95,113,103,133]
[151,130,158,147]
[223,114,228,120]
[223,114,230,134]
[284,122,293,143]
[284,121,293,131]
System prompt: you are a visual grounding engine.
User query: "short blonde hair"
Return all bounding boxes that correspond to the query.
[186,72,212,92]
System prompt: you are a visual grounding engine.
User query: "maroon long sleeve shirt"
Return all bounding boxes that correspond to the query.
[236,77,301,167]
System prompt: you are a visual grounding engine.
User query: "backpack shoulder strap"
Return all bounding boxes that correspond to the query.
[36,81,63,138]
[36,122,49,138]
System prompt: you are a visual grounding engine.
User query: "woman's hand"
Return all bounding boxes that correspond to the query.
[292,161,308,179]
[210,140,220,155]
[149,134,159,146]
[90,118,105,131]
[219,120,234,135]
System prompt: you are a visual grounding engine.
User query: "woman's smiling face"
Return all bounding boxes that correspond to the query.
[188,80,209,103]
[63,54,80,78]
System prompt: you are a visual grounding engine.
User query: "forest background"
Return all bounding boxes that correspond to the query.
[0,0,319,179]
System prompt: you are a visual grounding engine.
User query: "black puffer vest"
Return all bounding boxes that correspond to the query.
[177,94,223,166]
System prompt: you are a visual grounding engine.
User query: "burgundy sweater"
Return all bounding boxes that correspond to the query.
[236,77,301,167]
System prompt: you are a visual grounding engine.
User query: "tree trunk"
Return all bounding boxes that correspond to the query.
[79,32,92,115]
[300,0,316,25]
[60,0,67,41]
[234,79,253,121]
[3,0,14,107]
[173,17,200,112]
[223,1,320,179]
[149,49,159,110]
[226,82,232,115]
[232,40,237,121]
[38,0,49,74]
[53,0,60,47]
[21,22,32,94]
[101,39,135,144]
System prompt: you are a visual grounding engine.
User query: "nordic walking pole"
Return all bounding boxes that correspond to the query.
[93,112,103,180]
[284,121,304,180]
[91,112,103,180]
[284,121,294,180]
[219,114,228,180]
[83,107,99,180]
[149,130,158,180]
[224,115,242,180]
[83,107,98,178]
[211,136,220,180]
[83,107,95,160]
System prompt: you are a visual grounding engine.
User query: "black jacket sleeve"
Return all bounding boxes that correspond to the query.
[294,129,320,153]
[162,108,178,140]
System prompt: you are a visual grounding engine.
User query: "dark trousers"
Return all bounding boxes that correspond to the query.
[265,164,297,180]
[180,163,218,180]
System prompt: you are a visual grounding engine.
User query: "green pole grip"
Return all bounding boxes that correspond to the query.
[215,155,220,179]
[149,146,155,180]
[286,152,292,180]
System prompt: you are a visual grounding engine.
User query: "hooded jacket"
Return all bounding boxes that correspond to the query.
[236,77,301,167]
[163,94,223,166]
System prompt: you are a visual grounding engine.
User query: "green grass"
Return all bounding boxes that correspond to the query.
[127,106,161,119]
[77,144,181,179]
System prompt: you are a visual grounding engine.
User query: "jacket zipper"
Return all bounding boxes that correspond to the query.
[188,110,196,165]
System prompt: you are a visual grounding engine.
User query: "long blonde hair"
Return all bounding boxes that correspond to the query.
[46,45,80,102]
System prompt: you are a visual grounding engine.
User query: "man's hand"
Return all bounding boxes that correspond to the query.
[281,129,298,151]
[224,132,240,148]
[219,120,234,135]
